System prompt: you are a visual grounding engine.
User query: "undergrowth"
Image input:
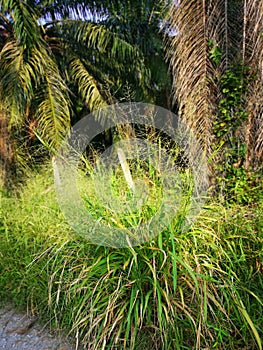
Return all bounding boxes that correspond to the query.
[0,164,263,349]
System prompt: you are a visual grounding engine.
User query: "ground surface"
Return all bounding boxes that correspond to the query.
[0,304,75,350]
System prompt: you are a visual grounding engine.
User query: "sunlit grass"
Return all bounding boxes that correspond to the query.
[76,148,195,239]
[1,163,263,349]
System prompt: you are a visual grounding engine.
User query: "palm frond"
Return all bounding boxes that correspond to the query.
[39,0,108,21]
[70,57,109,111]
[58,19,151,100]
[35,60,71,150]
[0,0,42,48]
[0,40,30,124]
[205,0,244,70]
[61,20,140,62]
[165,0,216,153]
[0,41,55,127]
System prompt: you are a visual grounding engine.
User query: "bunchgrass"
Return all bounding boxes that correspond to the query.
[1,162,263,349]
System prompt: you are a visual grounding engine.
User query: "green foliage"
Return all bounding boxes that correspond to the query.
[1,165,263,349]
[208,40,223,67]
[213,64,248,138]
[209,61,259,204]
[216,163,263,204]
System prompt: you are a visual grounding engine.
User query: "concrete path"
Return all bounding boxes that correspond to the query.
[0,304,75,350]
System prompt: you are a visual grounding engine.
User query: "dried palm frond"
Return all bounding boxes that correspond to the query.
[244,0,263,169]
[165,0,218,155]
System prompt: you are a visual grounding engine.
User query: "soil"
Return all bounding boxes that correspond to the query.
[0,304,75,350]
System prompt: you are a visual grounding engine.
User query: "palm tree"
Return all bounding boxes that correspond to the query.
[0,0,67,187]
[101,0,172,107]
[165,0,263,173]
[0,0,153,187]
[0,0,71,149]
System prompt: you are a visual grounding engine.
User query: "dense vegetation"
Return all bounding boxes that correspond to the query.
[1,0,262,349]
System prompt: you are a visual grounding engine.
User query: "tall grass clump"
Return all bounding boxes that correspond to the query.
[1,162,263,349]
